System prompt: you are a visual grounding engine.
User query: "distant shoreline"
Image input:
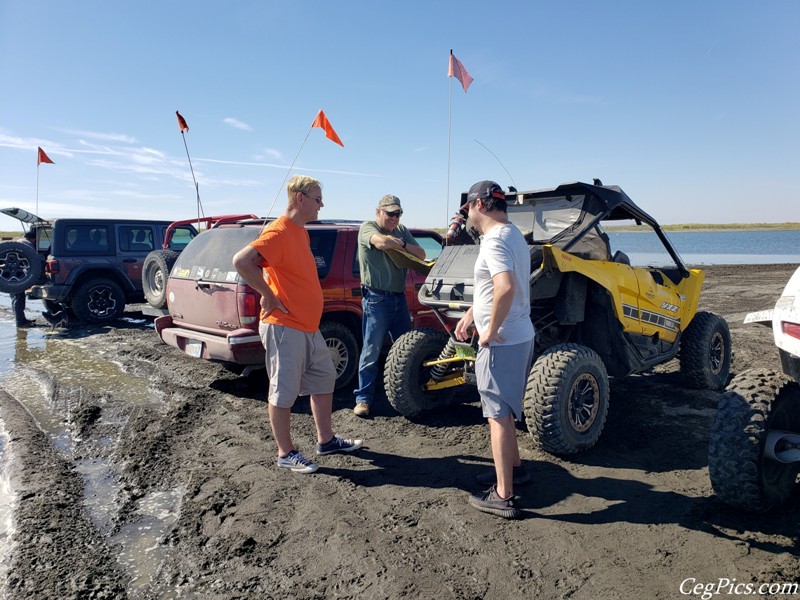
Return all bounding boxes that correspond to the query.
[605,223,800,233]
[3,222,800,241]
[427,223,800,236]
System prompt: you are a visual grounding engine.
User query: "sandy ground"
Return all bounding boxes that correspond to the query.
[0,263,798,599]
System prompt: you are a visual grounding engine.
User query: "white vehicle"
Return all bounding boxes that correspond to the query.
[708,266,800,511]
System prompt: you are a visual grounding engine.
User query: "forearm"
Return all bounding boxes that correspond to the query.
[233,247,277,303]
[403,242,426,260]
[370,233,404,252]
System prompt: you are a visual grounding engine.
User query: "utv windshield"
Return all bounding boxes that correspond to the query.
[507,193,611,261]
[507,194,593,244]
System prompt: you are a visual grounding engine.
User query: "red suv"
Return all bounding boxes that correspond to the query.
[155,219,443,390]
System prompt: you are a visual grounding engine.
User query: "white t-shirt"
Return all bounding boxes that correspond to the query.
[472,222,535,346]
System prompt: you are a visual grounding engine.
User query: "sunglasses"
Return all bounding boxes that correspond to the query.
[383,210,403,218]
[302,191,323,204]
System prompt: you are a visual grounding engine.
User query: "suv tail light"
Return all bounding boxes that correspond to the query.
[46,259,59,274]
[237,289,259,326]
[783,321,800,341]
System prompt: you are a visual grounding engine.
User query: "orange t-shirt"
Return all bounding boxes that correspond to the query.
[249,215,323,332]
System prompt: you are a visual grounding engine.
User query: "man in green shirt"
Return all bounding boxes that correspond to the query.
[353,195,426,417]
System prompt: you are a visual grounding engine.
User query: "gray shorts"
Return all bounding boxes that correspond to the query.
[475,339,535,421]
[259,323,336,408]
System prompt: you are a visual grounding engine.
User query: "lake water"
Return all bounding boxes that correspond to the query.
[607,229,800,266]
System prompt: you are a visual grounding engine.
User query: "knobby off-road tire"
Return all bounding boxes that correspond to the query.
[71,277,126,324]
[319,321,358,391]
[142,249,180,308]
[680,310,731,390]
[708,369,800,512]
[384,328,456,417]
[0,241,43,294]
[525,343,610,456]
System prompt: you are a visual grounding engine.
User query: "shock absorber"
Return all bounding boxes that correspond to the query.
[429,338,457,382]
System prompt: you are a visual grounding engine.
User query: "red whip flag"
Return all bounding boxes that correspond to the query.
[37,147,55,165]
[448,50,473,93]
[176,111,189,133]
[311,110,344,147]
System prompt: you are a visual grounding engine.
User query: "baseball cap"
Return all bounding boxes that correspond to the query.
[377,194,402,212]
[460,180,505,211]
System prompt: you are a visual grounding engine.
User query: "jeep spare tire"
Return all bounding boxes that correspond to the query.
[0,240,43,294]
[71,277,126,324]
[142,249,180,308]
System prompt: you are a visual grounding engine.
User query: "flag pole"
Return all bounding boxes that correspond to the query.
[180,131,204,222]
[446,49,454,226]
[36,164,40,215]
[261,127,314,231]
[262,110,342,228]
[176,111,203,224]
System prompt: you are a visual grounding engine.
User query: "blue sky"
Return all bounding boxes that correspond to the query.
[1,1,798,233]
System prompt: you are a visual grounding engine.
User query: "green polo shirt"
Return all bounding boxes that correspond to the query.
[358,221,417,293]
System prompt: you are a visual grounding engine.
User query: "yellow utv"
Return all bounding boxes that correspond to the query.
[384,181,731,456]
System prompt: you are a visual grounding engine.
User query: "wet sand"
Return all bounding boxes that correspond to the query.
[0,263,798,599]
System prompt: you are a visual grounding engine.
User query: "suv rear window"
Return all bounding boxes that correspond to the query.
[173,228,259,283]
[63,224,110,253]
[119,226,155,252]
[166,226,196,251]
[172,226,338,283]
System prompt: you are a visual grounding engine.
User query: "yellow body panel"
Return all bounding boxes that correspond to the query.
[542,245,704,343]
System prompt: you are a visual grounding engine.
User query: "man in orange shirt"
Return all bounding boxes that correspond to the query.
[233,175,362,473]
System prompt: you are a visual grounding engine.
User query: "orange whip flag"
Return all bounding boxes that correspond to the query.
[176,110,189,133]
[448,50,473,93]
[37,147,54,165]
[311,110,344,146]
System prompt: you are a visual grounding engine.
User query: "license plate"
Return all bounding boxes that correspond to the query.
[185,339,203,358]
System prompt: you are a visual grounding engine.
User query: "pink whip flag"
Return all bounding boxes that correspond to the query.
[448,50,473,93]
[37,147,55,165]
[311,110,344,147]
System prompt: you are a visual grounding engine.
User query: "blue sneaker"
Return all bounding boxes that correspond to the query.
[277,450,318,474]
[316,436,363,455]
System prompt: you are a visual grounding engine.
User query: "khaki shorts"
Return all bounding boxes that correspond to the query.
[475,339,535,421]
[259,323,336,408]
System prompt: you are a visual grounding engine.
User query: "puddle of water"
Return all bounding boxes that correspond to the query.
[111,489,182,598]
[0,421,15,587]
[0,296,181,596]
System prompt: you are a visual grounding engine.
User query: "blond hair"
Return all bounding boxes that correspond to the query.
[286,174,322,208]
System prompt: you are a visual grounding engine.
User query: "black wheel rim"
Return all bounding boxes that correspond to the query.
[709,331,725,375]
[88,287,118,318]
[0,250,30,283]
[569,373,600,433]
